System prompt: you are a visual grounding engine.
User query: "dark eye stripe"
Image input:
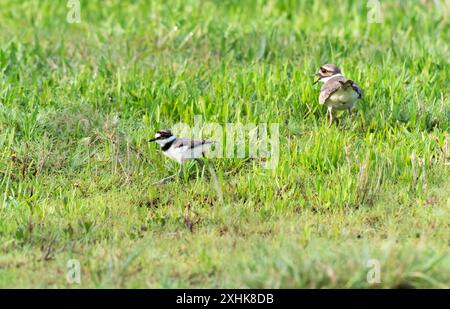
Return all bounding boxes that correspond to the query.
[158,131,172,138]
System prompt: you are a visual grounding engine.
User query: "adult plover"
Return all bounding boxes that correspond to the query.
[313,64,363,127]
[149,129,214,185]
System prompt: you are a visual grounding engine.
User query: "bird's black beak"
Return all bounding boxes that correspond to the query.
[149,137,157,142]
[312,72,321,85]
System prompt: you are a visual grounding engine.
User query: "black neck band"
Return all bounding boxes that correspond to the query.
[161,139,175,151]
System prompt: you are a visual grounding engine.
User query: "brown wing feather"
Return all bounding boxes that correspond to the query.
[319,76,347,104]
[172,138,212,149]
[319,76,363,104]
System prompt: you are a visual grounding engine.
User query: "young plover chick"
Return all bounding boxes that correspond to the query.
[313,64,363,127]
[149,129,214,185]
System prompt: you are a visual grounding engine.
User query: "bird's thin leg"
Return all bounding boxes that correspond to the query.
[328,107,334,128]
[152,173,177,186]
[195,158,208,179]
[179,163,184,176]
[334,111,340,125]
[151,163,183,186]
[348,107,353,117]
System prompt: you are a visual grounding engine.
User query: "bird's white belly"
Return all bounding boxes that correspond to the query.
[326,87,358,110]
[164,144,211,163]
[163,147,184,163]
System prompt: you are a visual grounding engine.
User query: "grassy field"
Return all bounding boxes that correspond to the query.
[0,0,449,288]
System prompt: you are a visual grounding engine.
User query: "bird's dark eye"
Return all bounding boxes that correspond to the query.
[320,68,327,73]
